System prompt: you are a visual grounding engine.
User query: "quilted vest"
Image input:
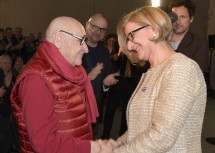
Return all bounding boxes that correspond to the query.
[10,47,92,153]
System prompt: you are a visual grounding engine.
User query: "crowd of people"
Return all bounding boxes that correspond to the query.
[0,27,43,152]
[0,27,42,62]
[0,0,212,152]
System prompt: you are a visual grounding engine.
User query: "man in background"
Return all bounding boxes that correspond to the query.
[83,14,118,125]
[169,0,209,73]
[169,0,213,146]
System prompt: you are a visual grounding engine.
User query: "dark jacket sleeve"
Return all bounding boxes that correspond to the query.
[177,32,209,72]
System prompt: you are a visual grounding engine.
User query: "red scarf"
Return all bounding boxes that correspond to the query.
[42,40,99,123]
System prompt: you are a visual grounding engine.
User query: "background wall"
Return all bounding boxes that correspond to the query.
[208,0,215,35]
[207,0,215,89]
[0,0,147,35]
[0,0,212,38]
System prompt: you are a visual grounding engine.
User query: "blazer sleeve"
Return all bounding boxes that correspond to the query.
[114,60,206,153]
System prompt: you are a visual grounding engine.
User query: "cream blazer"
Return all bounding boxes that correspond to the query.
[115,53,206,153]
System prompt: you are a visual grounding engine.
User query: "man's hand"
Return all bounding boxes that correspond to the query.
[103,73,118,87]
[107,139,121,149]
[4,71,12,87]
[97,139,113,153]
[90,141,101,153]
[88,63,104,80]
[0,86,6,98]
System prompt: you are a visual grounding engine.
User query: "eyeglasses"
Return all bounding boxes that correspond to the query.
[126,25,149,44]
[88,22,107,34]
[59,30,87,45]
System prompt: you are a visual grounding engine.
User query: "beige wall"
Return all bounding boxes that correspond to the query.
[208,0,215,35]
[0,0,95,35]
[190,0,210,38]
[0,0,211,37]
[208,0,215,89]
[0,0,147,36]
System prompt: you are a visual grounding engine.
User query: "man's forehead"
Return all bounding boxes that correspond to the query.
[91,18,108,28]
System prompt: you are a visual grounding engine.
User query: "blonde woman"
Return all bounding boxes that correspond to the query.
[104,6,206,153]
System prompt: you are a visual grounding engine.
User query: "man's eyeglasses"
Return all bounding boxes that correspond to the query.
[88,22,107,34]
[126,25,149,44]
[59,30,87,45]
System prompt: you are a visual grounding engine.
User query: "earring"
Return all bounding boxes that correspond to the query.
[153,33,157,39]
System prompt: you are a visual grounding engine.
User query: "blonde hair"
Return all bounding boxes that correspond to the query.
[117,6,172,65]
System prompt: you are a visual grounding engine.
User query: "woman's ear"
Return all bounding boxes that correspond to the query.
[153,33,157,39]
[148,26,157,39]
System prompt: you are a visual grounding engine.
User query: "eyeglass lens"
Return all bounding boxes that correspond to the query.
[89,22,106,34]
[126,25,149,44]
[59,30,86,45]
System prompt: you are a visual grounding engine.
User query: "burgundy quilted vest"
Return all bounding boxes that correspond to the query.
[10,47,92,153]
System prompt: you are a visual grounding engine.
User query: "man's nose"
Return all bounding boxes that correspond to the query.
[82,42,89,53]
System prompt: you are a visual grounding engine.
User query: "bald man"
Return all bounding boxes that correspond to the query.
[10,16,106,153]
[83,14,118,124]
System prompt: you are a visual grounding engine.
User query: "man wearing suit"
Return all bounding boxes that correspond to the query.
[168,0,209,73]
[168,0,213,146]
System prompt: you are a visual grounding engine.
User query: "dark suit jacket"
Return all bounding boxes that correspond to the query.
[82,42,112,105]
[177,32,209,72]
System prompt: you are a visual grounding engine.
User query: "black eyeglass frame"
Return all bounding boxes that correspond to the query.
[88,22,107,34]
[126,25,149,44]
[59,30,87,45]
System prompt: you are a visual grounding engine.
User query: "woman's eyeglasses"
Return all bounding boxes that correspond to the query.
[126,25,149,44]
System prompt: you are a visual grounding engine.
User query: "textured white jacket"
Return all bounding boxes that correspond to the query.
[115,53,206,153]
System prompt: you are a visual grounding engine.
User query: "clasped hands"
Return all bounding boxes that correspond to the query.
[91,139,121,153]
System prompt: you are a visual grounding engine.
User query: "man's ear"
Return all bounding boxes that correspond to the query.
[53,32,62,49]
[190,16,194,23]
[85,21,90,30]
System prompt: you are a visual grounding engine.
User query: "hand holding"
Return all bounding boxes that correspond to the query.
[107,139,121,149]
[97,139,113,153]
[90,141,100,153]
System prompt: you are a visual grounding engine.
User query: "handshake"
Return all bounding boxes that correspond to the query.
[91,139,122,153]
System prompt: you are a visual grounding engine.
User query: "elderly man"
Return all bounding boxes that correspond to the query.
[10,16,112,153]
